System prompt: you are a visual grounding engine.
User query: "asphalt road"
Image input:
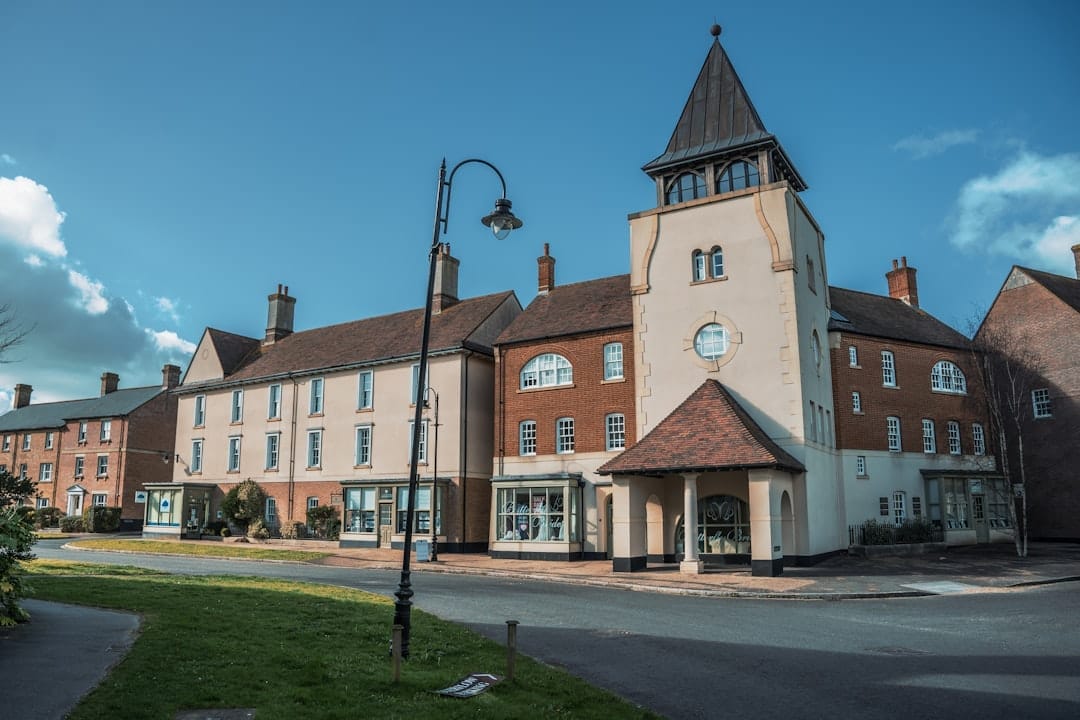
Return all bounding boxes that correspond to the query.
[35,542,1080,719]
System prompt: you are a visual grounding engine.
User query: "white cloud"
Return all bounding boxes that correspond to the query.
[0,176,68,258]
[24,254,44,267]
[67,269,110,315]
[949,151,1080,274]
[893,129,979,159]
[148,329,196,355]
[0,389,10,411]
[155,296,180,324]
[1,154,16,166]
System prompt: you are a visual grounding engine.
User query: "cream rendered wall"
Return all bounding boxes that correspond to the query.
[182,330,226,384]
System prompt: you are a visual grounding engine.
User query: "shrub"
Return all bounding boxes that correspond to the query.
[247,518,270,540]
[306,505,340,540]
[36,506,63,529]
[83,506,122,533]
[0,508,35,626]
[280,521,307,540]
[202,520,227,536]
[221,479,268,534]
[895,518,936,544]
[860,519,895,545]
[0,469,37,509]
[59,515,86,533]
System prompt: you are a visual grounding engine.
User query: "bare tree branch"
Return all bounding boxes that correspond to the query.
[0,303,34,363]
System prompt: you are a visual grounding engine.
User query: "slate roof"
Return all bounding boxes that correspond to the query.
[1018,266,1080,314]
[0,386,164,432]
[495,275,631,346]
[597,380,805,476]
[209,291,517,384]
[207,328,261,375]
[828,286,970,351]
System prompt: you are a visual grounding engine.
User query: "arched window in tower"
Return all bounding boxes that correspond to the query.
[666,172,706,205]
[716,159,760,194]
[520,353,573,389]
[694,323,729,360]
[691,250,707,281]
[710,247,724,278]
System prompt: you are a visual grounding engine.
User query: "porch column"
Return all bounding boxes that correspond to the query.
[611,474,647,572]
[680,473,703,575]
[748,469,784,577]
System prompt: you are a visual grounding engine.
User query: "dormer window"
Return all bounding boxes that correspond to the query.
[716,159,759,194]
[666,172,706,205]
[520,353,573,389]
[930,360,966,394]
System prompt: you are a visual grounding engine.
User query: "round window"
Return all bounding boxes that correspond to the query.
[694,323,729,360]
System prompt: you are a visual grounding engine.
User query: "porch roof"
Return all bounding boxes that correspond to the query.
[597,380,805,477]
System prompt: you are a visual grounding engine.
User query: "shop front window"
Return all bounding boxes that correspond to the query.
[496,485,580,542]
[146,488,181,527]
[675,495,750,555]
[943,478,970,529]
[395,485,442,534]
[345,487,376,533]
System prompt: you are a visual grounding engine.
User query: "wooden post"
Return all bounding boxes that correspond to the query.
[506,620,519,681]
[392,624,403,682]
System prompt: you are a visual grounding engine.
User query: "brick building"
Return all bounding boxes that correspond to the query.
[0,366,180,528]
[491,245,634,559]
[157,247,521,551]
[976,245,1080,540]
[829,259,1004,544]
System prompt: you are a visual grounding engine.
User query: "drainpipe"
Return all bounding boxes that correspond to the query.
[115,417,125,508]
[461,353,469,553]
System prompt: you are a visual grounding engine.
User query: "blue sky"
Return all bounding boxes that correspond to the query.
[1,0,1077,405]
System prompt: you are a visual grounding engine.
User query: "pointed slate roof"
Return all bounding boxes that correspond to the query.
[0,386,164,431]
[642,26,807,190]
[597,380,805,476]
[1016,266,1080,314]
[495,275,631,345]
[827,286,971,351]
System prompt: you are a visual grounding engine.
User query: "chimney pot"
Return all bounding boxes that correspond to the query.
[892,259,899,270]
[12,384,32,410]
[162,364,181,389]
[886,257,919,308]
[264,284,297,345]
[100,372,120,396]
[538,244,556,294]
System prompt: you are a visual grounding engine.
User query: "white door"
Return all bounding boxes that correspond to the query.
[67,492,83,516]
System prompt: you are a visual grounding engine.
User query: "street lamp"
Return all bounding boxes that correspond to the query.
[393,158,523,660]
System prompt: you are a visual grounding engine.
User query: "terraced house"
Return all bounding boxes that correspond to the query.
[156,249,521,551]
[0,367,179,528]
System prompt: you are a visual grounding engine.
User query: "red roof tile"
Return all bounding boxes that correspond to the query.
[597,380,805,476]
[496,275,631,345]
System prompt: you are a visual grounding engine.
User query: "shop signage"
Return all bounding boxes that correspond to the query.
[135,491,147,504]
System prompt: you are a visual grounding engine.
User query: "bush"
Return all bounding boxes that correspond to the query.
[36,506,63,529]
[280,521,307,540]
[202,520,227,536]
[895,518,936,544]
[247,518,270,540]
[0,508,36,626]
[306,505,340,540]
[83,506,122,533]
[221,479,268,534]
[59,515,86,533]
[860,519,895,545]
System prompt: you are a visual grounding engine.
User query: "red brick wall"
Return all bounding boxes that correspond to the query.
[0,429,62,507]
[830,334,990,454]
[495,328,636,459]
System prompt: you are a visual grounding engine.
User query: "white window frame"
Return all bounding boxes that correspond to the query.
[96,455,109,477]
[519,420,537,456]
[931,360,967,394]
[18,463,27,480]
[886,416,901,452]
[852,391,862,413]
[100,420,112,442]
[37,498,48,509]
[307,429,323,468]
[266,497,277,524]
[856,455,867,477]
[520,353,573,389]
[921,419,936,454]
[606,413,626,451]
[267,384,282,420]
[78,421,88,442]
[710,247,724,278]
[191,439,203,473]
[947,421,961,455]
[410,364,428,404]
[1032,388,1052,418]
[809,401,818,443]
[881,351,896,387]
[892,491,906,526]
[265,433,280,470]
[193,395,206,426]
[22,433,31,450]
[694,323,729,360]
[973,423,986,456]
[1,434,8,451]
[848,346,858,367]
[74,455,85,478]
[39,463,53,482]
[230,389,244,423]
[408,420,429,463]
[603,342,624,380]
[692,250,707,281]
[227,436,241,472]
[357,370,374,410]
[556,417,575,454]
[92,493,108,507]
[309,378,324,415]
[355,425,372,466]
[45,431,54,449]
[307,496,319,511]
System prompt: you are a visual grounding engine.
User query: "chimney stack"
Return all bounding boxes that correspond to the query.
[432,243,460,314]
[1072,243,1080,280]
[264,284,297,345]
[886,256,919,308]
[538,243,556,294]
[100,372,119,396]
[12,384,32,409]
[162,364,181,389]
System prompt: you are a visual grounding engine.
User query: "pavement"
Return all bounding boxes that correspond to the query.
[6,539,1080,719]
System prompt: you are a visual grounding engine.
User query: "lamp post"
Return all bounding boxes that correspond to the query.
[393,158,522,660]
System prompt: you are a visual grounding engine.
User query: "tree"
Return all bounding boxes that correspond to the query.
[969,321,1045,558]
[0,303,33,363]
[0,469,37,509]
[220,479,267,534]
[0,468,37,625]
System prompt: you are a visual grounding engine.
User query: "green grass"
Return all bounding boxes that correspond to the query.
[26,563,657,720]
[67,538,329,562]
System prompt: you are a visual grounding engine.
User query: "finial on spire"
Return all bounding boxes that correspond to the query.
[710,23,721,38]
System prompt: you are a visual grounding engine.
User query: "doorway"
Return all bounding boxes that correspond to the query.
[378,502,392,547]
[66,491,83,517]
[972,493,989,543]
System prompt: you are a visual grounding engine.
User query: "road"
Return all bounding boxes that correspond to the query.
[35,541,1080,719]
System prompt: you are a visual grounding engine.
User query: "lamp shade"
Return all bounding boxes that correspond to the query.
[481,198,523,240]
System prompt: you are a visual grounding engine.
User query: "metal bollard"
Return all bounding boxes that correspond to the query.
[392,624,403,682]
[506,620,519,681]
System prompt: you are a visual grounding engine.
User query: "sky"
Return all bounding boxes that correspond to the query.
[1,0,1078,407]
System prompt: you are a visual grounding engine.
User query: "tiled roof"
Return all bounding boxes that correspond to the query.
[828,286,970,351]
[208,328,261,375]
[221,291,517,383]
[1019,266,1080,314]
[0,386,163,431]
[495,275,631,345]
[597,380,805,476]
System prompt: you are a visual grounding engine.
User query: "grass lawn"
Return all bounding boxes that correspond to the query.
[26,562,657,720]
[67,538,329,562]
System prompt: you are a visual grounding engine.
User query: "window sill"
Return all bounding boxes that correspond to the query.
[517,383,576,394]
[352,464,372,469]
[856,474,869,480]
[849,364,861,370]
[356,407,373,414]
[267,417,281,422]
[226,470,240,474]
[853,410,864,416]
[265,467,279,473]
[882,384,900,390]
[601,377,625,385]
[308,413,324,419]
[192,425,205,430]
[306,466,322,471]
[689,275,729,286]
[930,389,967,396]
